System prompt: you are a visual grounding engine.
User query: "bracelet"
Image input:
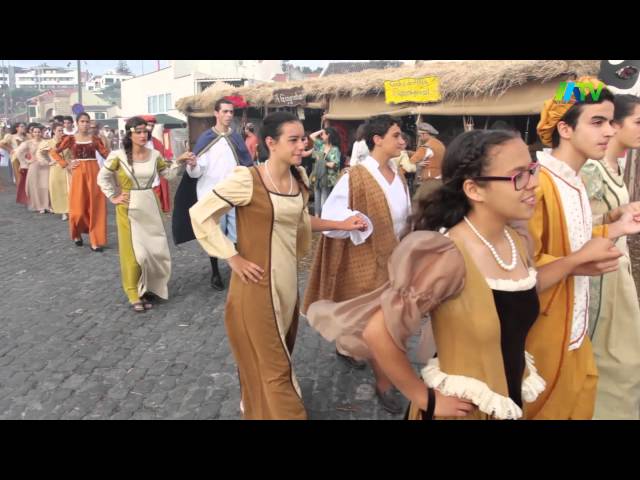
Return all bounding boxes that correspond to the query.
[423,387,436,420]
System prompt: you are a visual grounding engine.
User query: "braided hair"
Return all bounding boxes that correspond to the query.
[122,116,148,175]
[409,129,520,232]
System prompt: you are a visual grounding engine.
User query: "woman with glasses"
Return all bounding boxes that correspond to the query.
[50,112,110,252]
[97,116,190,313]
[580,94,640,419]
[305,129,596,419]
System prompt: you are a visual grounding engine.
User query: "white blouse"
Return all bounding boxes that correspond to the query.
[321,156,412,245]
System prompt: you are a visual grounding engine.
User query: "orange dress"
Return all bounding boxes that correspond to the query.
[50,135,110,246]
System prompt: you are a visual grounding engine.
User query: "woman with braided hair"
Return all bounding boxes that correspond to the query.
[308,129,612,420]
[97,116,190,312]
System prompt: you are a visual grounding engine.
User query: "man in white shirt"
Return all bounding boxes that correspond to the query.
[172,98,253,290]
[304,115,411,415]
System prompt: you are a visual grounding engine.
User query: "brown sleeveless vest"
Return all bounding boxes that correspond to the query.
[302,164,406,313]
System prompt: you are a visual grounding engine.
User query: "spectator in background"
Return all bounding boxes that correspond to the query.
[309,127,341,217]
[300,133,315,177]
[350,124,369,167]
[244,123,259,161]
[90,120,111,168]
[391,132,417,194]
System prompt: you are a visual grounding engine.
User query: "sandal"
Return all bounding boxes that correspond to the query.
[131,302,145,313]
[143,301,153,310]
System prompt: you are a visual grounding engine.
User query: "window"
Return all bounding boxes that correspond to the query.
[105,78,114,85]
[94,112,106,120]
[28,106,37,117]
[147,93,171,114]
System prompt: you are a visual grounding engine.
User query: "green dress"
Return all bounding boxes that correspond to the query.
[581,158,640,419]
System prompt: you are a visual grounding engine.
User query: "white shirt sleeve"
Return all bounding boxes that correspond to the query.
[186,152,209,178]
[350,143,360,167]
[320,172,373,245]
[424,147,434,160]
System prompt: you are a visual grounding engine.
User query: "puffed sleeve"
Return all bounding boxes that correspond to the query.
[156,152,181,180]
[305,230,465,359]
[94,136,110,159]
[189,166,253,259]
[0,133,12,149]
[97,151,121,199]
[50,135,74,168]
[37,140,53,165]
[580,160,607,224]
[14,141,30,168]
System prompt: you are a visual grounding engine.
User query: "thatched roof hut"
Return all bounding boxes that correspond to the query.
[176,60,599,118]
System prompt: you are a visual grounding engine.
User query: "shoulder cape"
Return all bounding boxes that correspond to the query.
[171,128,254,245]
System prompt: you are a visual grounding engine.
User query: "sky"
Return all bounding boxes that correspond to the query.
[2,60,359,76]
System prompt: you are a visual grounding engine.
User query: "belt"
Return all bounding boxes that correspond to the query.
[75,158,97,162]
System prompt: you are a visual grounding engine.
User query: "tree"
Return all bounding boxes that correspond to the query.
[98,82,121,107]
[116,60,132,76]
[0,87,41,114]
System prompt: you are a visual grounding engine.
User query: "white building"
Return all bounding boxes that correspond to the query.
[15,65,78,90]
[121,60,284,121]
[88,70,134,92]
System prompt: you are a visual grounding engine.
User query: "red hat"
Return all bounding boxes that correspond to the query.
[140,114,157,123]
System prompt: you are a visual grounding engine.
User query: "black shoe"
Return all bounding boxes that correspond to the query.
[210,273,225,291]
[209,257,225,291]
[90,246,103,252]
[376,387,405,415]
[335,349,367,370]
[74,239,83,246]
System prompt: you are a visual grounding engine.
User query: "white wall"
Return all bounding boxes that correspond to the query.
[121,66,190,121]
[172,60,282,82]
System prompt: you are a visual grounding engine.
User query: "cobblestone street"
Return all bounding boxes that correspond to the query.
[0,177,414,420]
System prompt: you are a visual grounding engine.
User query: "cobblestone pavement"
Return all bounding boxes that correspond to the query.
[0,176,420,420]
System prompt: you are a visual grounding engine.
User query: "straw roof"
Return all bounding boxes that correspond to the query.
[176,60,600,116]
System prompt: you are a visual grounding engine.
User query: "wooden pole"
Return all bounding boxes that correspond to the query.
[77,60,83,106]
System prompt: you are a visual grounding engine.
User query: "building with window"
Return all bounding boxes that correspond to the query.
[27,89,119,123]
[120,60,284,121]
[88,70,134,92]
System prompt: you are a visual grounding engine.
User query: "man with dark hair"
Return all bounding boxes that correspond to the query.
[525,76,640,419]
[172,97,253,290]
[304,114,412,415]
[62,116,76,136]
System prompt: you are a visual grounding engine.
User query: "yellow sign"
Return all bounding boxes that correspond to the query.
[384,76,441,104]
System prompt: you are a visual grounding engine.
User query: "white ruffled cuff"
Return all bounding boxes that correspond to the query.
[522,350,546,403]
[421,351,545,420]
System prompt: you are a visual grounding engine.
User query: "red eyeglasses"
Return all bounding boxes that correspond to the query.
[472,162,540,191]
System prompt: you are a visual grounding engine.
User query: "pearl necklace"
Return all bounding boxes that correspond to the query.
[463,216,517,271]
[264,160,293,195]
